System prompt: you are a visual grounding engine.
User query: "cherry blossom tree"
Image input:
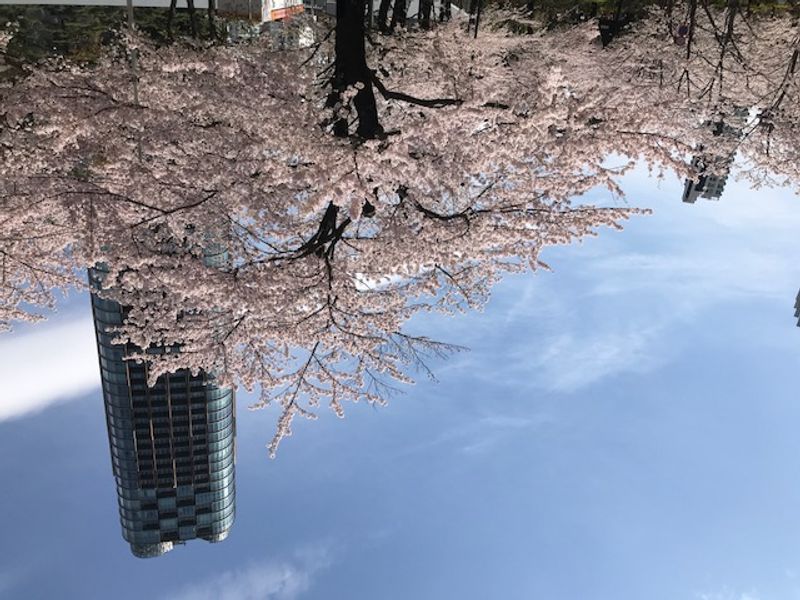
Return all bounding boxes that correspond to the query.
[1,7,798,453]
[545,1,800,191]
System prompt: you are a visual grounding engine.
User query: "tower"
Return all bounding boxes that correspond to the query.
[90,267,235,558]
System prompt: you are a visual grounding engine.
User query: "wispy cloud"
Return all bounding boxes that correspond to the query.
[696,588,762,600]
[513,173,800,392]
[588,248,797,305]
[0,571,14,597]
[389,411,553,459]
[0,316,99,422]
[531,326,663,392]
[0,567,26,598]
[458,414,552,455]
[167,544,333,600]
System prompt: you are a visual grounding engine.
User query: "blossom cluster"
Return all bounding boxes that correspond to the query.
[1,6,797,452]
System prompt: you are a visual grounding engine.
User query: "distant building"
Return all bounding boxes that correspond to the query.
[795,288,800,327]
[682,107,749,204]
[219,0,304,21]
[4,0,209,6]
[3,0,303,23]
[681,154,732,203]
[90,266,235,558]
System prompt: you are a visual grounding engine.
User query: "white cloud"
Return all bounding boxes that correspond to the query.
[588,248,797,305]
[512,169,800,393]
[695,178,800,233]
[0,566,27,598]
[388,410,553,459]
[167,545,333,600]
[0,571,15,596]
[458,414,552,455]
[478,415,538,429]
[169,563,310,600]
[0,316,100,422]
[696,589,762,600]
[532,327,663,393]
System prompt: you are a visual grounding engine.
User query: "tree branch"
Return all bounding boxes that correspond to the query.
[371,72,463,108]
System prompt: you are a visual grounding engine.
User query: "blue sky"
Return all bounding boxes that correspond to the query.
[1,167,800,600]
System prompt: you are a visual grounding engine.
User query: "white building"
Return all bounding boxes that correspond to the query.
[4,0,304,22]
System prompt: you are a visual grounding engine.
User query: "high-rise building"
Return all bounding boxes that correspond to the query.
[794,288,800,327]
[682,154,732,203]
[90,267,235,558]
[682,107,749,204]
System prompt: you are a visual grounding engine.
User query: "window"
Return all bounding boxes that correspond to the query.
[157,497,176,510]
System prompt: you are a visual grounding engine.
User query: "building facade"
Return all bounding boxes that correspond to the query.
[6,0,305,22]
[682,107,749,204]
[90,268,235,558]
[681,154,732,203]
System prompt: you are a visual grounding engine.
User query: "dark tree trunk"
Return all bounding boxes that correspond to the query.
[187,0,199,38]
[420,0,433,29]
[168,0,178,38]
[612,0,624,25]
[662,0,674,40]
[330,0,384,139]
[473,0,482,37]
[208,0,217,40]
[686,0,697,58]
[467,0,478,34]
[389,0,406,31]
[377,0,392,32]
[438,0,451,21]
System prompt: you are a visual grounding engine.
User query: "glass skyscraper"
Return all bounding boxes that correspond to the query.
[89,268,235,558]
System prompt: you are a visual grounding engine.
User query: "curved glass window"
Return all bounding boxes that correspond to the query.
[208,513,235,533]
[207,414,233,433]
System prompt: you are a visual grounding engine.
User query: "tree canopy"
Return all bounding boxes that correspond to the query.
[1,2,798,453]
